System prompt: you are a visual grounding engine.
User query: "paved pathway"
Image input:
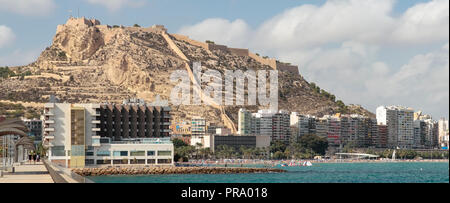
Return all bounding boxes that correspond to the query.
[0,162,54,183]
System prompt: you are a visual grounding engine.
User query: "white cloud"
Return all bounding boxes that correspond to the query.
[364,43,449,117]
[391,0,449,44]
[0,25,15,48]
[178,0,450,118]
[85,0,146,12]
[0,49,41,67]
[0,0,56,16]
[179,18,252,48]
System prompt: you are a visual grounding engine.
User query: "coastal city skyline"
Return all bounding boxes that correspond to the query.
[0,0,448,185]
[0,0,449,119]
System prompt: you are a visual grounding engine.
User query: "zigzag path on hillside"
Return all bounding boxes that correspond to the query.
[161,32,237,134]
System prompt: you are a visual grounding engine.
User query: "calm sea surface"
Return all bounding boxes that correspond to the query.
[87,162,449,183]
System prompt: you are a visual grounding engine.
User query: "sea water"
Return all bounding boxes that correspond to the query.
[87,162,449,183]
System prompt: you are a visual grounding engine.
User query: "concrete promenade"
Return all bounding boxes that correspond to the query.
[0,162,54,183]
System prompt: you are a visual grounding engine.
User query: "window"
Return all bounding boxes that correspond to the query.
[130,159,146,164]
[157,151,172,156]
[85,151,94,156]
[147,159,156,164]
[158,159,172,164]
[147,151,155,156]
[85,159,95,165]
[92,138,100,145]
[51,146,65,157]
[113,151,128,157]
[97,160,111,165]
[130,151,145,156]
[97,151,110,156]
[100,138,110,144]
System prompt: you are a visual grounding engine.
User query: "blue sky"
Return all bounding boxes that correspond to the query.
[0,0,448,119]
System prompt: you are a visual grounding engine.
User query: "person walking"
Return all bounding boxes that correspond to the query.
[33,153,36,164]
[36,154,40,162]
[28,153,32,164]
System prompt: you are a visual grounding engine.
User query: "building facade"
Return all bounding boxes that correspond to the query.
[43,102,173,168]
[22,118,43,146]
[376,106,414,149]
[238,109,291,144]
[191,134,271,153]
[191,117,206,137]
[438,119,449,148]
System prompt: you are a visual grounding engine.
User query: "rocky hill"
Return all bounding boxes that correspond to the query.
[0,17,374,131]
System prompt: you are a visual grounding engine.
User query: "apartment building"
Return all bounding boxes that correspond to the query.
[42,101,173,168]
[191,117,206,137]
[22,118,43,146]
[376,106,414,149]
[438,118,449,148]
[238,109,291,144]
[290,113,316,140]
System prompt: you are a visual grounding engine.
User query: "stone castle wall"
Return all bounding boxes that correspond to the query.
[228,48,249,57]
[276,62,299,75]
[171,34,209,50]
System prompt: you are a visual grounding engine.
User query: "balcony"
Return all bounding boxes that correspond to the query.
[92,120,101,124]
[92,128,101,132]
[44,135,55,140]
[44,112,54,116]
[44,128,55,132]
[43,142,53,148]
[44,103,54,108]
[45,120,55,124]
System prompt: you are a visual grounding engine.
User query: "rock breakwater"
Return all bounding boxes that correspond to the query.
[72,167,286,176]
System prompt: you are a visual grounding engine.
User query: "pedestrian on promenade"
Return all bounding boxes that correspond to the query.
[33,153,36,164]
[28,153,32,164]
[37,154,40,162]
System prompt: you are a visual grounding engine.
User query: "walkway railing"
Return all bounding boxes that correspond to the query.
[43,160,93,183]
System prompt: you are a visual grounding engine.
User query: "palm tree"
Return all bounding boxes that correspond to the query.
[195,143,203,159]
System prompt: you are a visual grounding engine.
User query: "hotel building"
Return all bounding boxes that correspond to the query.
[43,101,173,168]
[376,106,414,149]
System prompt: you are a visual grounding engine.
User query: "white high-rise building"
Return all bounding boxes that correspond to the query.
[376,106,414,149]
[438,118,449,148]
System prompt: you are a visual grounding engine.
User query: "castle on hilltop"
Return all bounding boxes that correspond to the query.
[56,17,299,75]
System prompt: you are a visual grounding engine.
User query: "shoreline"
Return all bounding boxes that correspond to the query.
[72,167,287,177]
[181,159,449,166]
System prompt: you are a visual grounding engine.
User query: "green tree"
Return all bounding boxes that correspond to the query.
[273,151,287,160]
[298,134,328,155]
[270,141,287,154]
[172,138,188,148]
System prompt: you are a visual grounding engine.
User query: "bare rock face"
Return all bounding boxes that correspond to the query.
[54,17,104,62]
[1,17,374,126]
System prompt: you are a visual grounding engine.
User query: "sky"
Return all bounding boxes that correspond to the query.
[0,0,448,119]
